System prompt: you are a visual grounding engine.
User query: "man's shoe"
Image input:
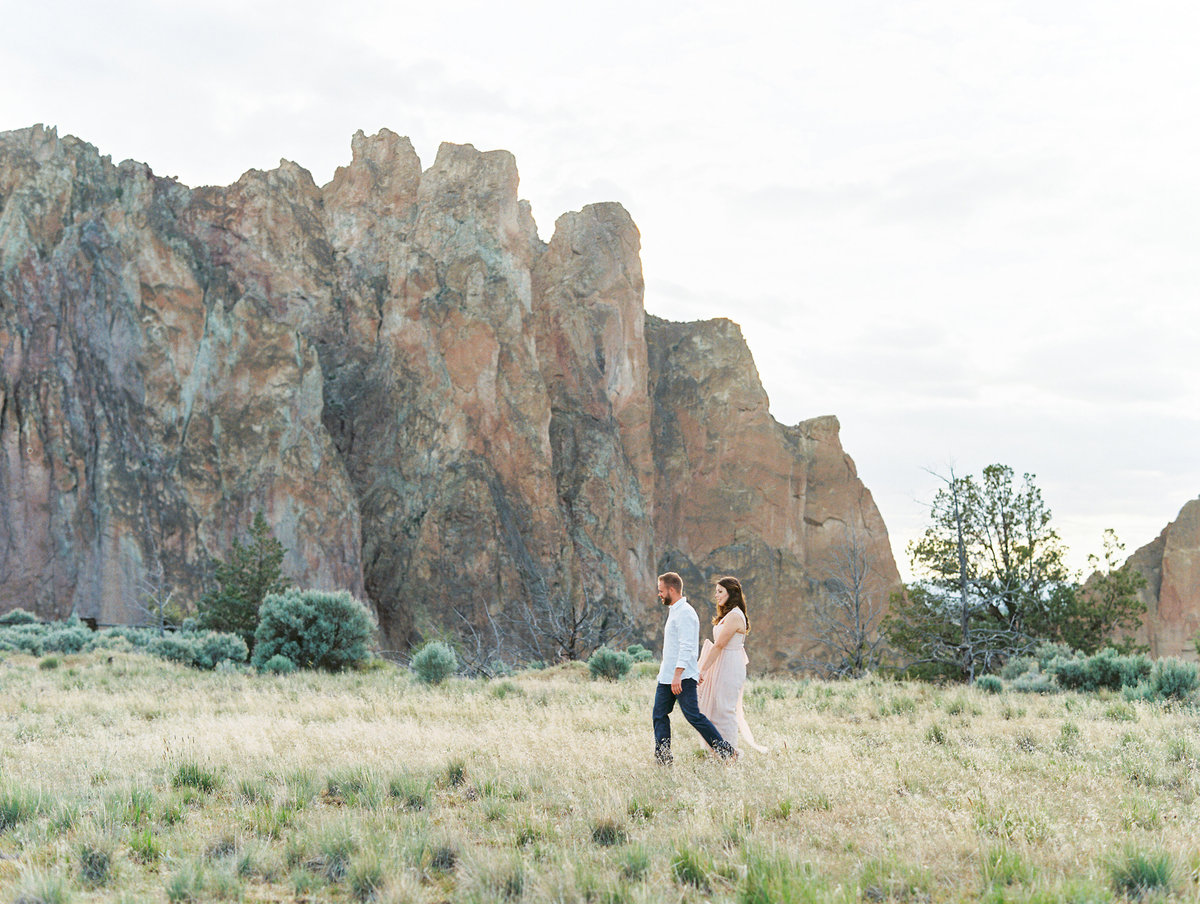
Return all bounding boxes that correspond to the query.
[655,742,673,766]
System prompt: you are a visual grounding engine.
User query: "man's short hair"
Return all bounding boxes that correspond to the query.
[657,572,683,593]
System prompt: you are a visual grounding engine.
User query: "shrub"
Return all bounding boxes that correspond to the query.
[1150,657,1199,701]
[588,645,633,681]
[0,623,49,655]
[251,589,376,672]
[626,643,654,662]
[261,654,296,675]
[0,607,39,626]
[39,656,60,670]
[190,631,249,670]
[148,635,198,666]
[1010,669,1057,694]
[411,641,458,685]
[44,621,91,654]
[975,675,1003,694]
[1049,648,1149,692]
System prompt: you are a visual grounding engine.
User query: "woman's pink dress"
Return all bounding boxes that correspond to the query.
[697,608,766,753]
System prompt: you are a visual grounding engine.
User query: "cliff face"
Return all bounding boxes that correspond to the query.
[0,125,899,667]
[1126,498,1200,660]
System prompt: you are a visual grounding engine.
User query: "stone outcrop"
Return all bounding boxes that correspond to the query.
[0,124,900,668]
[1126,498,1200,660]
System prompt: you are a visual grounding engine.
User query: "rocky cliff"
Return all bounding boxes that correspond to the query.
[0,124,899,669]
[1126,498,1200,660]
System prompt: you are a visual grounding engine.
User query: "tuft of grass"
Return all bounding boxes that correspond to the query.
[325,766,382,808]
[591,817,627,846]
[39,656,60,670]
[671,846,712,891]
[164,861,206,904]
[236,777,272,804]
[313,821,359,882]
[442,758,467,788]
[0,782,44,831]
[348,848,385,902]
[171,760,222,794]
[128,825,162,863]
[627,797,655,820]
[742,852,821,904]
[981,845,1035,888]
[11,870,71,904]
[1109,847,1173,898]
[77,835,115,886]
[1057,721,1081,753]
[858,856,931,902]
[387,772,431,811]
[620,845,650,881]
[925,723,948,745]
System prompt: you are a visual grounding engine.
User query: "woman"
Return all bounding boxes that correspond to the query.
[697,576,766,755]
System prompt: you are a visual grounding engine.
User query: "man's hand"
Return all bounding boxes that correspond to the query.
[672,667,684,696]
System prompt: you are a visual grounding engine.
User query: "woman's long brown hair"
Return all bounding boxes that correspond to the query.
[712,576,750,632]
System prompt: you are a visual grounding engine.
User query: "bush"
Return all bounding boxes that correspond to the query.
[1150,657,1199,701]
[190,631,249,671]
[974,675,1003,694]
[96,626,155,648]
[588,646,633,681]
[44,621,92,654]
[148,635,199,666]
[0,623,49,655]
[261,654,296,675]
[251,590,376,672]
[411,641,457,685]
[0,607,39,626]
[1049,648,1149,692]
[626,644,654,662]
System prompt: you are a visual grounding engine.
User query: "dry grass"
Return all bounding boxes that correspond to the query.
[1,651,1199,902]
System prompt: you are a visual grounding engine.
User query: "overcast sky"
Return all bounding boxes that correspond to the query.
[5,0,1198,578]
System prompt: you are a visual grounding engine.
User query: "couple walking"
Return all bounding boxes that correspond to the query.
[653,571,765,764]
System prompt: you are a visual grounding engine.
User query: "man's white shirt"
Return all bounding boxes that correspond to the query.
[657,596,701,684]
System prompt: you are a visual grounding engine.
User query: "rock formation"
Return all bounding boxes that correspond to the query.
[0,124,899,669]
[1126,498,1200,660]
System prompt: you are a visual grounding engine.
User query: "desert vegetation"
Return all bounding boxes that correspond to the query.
[2,648,1199,903]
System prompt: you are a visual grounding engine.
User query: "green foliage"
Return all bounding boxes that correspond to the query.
[144,631,247,670]
[1048,648,1150,692]
[251,589,376,672]
[587,645,634,681]
[44,620,92,653]
[261,654,296,674]
[975,675,1003,694]
[625,644,654,662]
[198,511,290,649]
[1109,847,1173,898]
[1046,530,1147,655]
[0,607,39,625]
[39,656,60,670]
[888,465,1072,679]
[0,622,50,655]
[1149,657,1199,700]
[411,640,458,685]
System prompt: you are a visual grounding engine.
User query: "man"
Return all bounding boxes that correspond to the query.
[653,571,735,764]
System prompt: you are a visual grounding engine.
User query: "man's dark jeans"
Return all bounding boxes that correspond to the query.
[652,678,734,763]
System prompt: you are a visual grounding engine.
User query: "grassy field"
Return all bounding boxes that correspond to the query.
[1,651,1199,903]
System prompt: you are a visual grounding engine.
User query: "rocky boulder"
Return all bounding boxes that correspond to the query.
[1126,498,1200,660]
